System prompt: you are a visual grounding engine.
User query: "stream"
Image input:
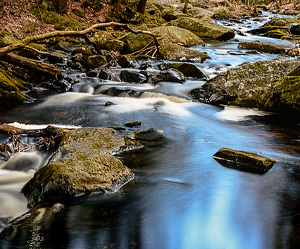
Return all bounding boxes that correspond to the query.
[0,11,299,249]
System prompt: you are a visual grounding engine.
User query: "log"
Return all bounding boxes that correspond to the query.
[2,53,62,78]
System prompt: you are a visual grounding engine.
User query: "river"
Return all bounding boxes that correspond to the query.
[0,11,299,249]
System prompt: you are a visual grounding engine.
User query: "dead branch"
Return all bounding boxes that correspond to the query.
[0,22,160,58]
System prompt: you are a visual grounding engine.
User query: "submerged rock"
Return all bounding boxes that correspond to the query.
[213,148,276,174]
[169,17,235,41]
[190,59,300,114]
[22,127,138,208]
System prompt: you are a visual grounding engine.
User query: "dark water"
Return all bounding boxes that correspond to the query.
[0,12,299,249]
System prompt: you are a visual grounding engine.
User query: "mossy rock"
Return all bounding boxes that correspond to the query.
[87,55,107,68]
[22,127,138,208]
[238,41,285,54]
[0,35,18,47]
[92,31,125,52]
[159,43,210,62]
[121,32,154,53]
[120,6,144,24]
[150,26,205,46]
[17,43,46,58]
[261,65,300,114]
[266,29,289,39]
[169,16,235,41]
[30,5,81,31]
[0,66,31,104]
[190,59,300,112]
[263,17,298,27]
[213,148,276,174]
[212,6,234,20]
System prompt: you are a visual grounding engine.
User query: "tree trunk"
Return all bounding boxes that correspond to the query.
[137,0,147,14]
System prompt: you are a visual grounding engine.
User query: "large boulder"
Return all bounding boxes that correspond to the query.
[169,17,235,41]
[150,26,205,46]
[190,59,300,114]
[22,127,138,208]
[92,31,125,52]
[262,65,300,114]
[159,43,210,62]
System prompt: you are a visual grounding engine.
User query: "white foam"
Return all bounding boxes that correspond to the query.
[8,122,80,130]
[215,106,268,121]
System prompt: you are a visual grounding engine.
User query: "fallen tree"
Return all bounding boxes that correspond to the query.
[0,22,160,104]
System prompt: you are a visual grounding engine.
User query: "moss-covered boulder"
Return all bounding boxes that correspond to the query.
[150,26,205,46]
[261,65,300,114]
[169,17,235,41]
[22,127,137,208]
[87,55,107,68]
[213,148,276,174]
[159,43,210,62]
[92,31,125,52]
[190,59,300,113]
[238,41,285,54]
[121,32,154,53]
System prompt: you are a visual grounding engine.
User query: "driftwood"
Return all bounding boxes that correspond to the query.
[0,124,68,154]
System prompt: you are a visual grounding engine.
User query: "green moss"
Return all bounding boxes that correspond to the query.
[30,5,81,31]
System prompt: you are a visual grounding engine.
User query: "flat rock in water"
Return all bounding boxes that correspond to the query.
[213,148,276,174]
[22,127,138,208]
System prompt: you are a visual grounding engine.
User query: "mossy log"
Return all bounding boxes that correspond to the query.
[2,53,62,77]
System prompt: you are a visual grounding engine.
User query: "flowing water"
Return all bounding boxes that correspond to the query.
[0,12,299,249]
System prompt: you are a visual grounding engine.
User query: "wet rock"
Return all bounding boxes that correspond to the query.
[87,55,107,68]
[169,63,206,78]
[120,70,147,83]
[0,203,66,240]
[124,120,142,127]
[47,51,67,64]
[118,54,137,68]
[150,26,205,46]
[71,46,93,56]
[98,68,112,80]
[150,68,185,84]
[102,87,142,98]
[213,148,276,174]
[105,101,116,106]
[291,24,300,35]
[54,41,74,52]
[169,17,235,41]
[127,128,165,147]
[190,59,300,113]
[22,127,138,208]
[159,43,210,62]
[238,41,285,54]
[286,47,300,57]
[86,69,98,77]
